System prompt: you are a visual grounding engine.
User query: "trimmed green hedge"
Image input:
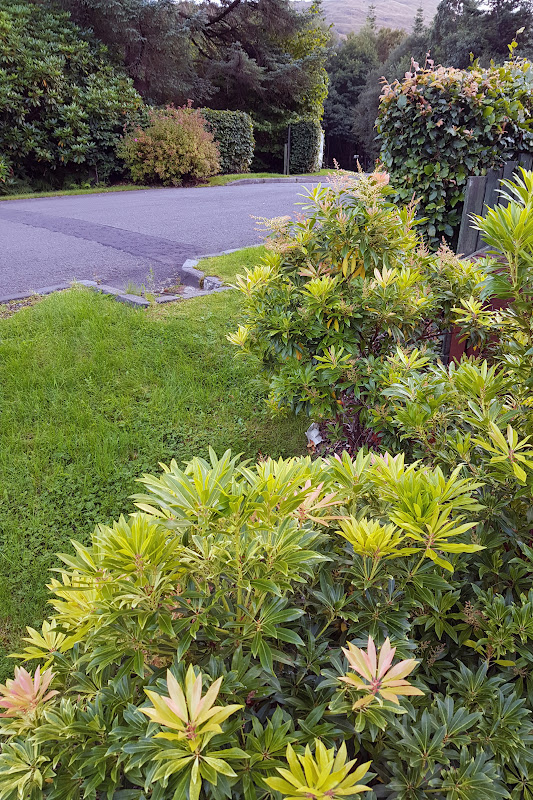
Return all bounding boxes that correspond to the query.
[289,118,323,173]
[200,109,254,174]
[377,58,533,246]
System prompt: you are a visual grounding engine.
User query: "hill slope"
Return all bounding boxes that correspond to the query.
[297,0,440,35]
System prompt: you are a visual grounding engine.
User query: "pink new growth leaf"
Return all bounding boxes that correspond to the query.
[339,636,424,709]
[377,638,395,679]
[0,666,58,718]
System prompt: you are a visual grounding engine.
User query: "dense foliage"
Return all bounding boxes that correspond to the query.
[0,0,143,190]
[3,169,533,799]
[289,119,323,174]
[229,170,485,423]
[118,106,220,186]
[201,110,255,174]
[430,0,533,68]
[323,20,405,169]
[377,53,533,245]
[0,156,9,185]
[0,440,529,800]
[56,0,330,172]
[326,0,533,174]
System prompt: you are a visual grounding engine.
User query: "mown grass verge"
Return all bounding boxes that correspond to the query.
[0,184,154,201]
[0,247,306,677]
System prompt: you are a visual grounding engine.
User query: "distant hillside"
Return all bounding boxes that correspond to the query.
[296,0,440,35]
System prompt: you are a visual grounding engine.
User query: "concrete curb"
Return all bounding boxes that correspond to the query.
[225,175,327,186]
[180,243,263,288]
[0,246,255,307]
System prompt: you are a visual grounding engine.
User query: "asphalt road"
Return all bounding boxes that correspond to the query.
[0,182,320,296]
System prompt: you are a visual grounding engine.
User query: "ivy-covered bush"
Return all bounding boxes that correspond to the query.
[1,172,533,800]
[118,106,220,186]
[229,170,485,432]
[200,109,255,174]
[0,0,143,188]
[289,118,323,173]
[377,51,533,246]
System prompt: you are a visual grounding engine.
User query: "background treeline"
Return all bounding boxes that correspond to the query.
[0,0,330,191]
[324,0,533,169]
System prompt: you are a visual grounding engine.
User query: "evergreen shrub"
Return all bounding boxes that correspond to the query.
[201,109,254,174]
[0,0,143,188]
[289,119,323,173]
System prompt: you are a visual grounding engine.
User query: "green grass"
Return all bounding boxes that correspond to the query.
[198,245,263,282]
[0,171,334,200]
[0,184,154,201]
[0,247,306,677]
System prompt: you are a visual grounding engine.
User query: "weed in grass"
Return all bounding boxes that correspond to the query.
[123,280,143,296]
[0,295,42,319]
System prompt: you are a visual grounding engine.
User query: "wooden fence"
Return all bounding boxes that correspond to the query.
[456,152,533,257]
[443,154,533,362]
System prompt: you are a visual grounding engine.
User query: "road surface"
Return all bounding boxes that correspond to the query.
[0,182,320,296]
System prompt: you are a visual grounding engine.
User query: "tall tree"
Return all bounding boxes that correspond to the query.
[53,0,208,103]
[323,23,405,167]
[431,0,533,65]
[366,3,377,31]
[55,0,329,107]
[412,6,425,34]
[55,0,330,168]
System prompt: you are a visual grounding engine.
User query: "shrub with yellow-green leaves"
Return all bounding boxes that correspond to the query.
[229,169,486,433]
[0,441,530,800]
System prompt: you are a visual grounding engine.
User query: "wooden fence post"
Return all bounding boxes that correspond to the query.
[456,176,486,256]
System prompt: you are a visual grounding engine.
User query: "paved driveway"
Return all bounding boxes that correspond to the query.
[0,182,320,295]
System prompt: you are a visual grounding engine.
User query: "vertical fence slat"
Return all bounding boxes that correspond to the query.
[503,160,518,180]
[499,160,518,208]
[518,153,533,170]
[473,167,502,251]
[457,176,486,256]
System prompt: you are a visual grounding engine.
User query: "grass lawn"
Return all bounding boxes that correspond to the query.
[0,184,154,201]
[0,171,335,201]
[0,247,307,678]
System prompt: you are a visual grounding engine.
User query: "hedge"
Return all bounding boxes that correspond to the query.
[0,155,9,185]
[377,57,533,246]
[289,118,323,173]
[200,109,254,174]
